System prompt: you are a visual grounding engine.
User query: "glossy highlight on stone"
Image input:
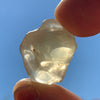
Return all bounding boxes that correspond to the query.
[20,19,77,85]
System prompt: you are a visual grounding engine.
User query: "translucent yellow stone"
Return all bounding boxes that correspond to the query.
[20,19,77,84]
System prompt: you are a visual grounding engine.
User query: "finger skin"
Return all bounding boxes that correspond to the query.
[55,0,100,37]
[13,79,81,100]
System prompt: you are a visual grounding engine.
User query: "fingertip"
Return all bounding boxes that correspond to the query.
[55,0,100,37]
[13,78,81,100]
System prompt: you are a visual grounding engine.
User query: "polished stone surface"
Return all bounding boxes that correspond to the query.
[20,19,77,84]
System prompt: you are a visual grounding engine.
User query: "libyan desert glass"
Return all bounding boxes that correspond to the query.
[20,19,77,85]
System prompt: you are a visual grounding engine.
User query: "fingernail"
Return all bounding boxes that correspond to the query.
[13,79,39,100]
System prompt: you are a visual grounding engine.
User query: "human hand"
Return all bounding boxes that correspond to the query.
[13,0,99,99]
[13,79,81,100]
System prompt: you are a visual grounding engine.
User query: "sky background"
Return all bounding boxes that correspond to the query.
[0,0,100,100]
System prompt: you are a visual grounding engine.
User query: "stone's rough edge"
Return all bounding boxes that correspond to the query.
[20,28,38,51]
[39,19,64,31]
[27,29,39,34]
[42,19,59,25]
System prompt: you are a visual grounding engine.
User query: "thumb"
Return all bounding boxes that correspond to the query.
[13,78,81,100]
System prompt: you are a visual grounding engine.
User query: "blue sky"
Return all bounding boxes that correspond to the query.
[0,0,100,100]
